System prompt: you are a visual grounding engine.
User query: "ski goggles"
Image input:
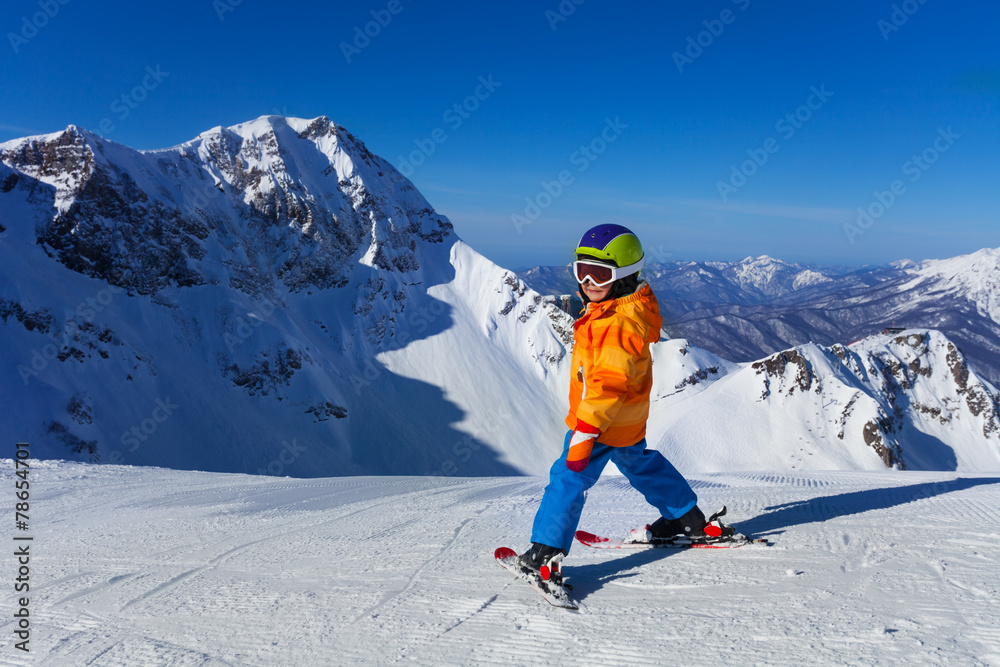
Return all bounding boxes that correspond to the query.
[573,258,644,287]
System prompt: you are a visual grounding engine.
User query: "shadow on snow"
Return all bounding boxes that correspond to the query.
[567,476,1000,601]
[736,476,1000,537]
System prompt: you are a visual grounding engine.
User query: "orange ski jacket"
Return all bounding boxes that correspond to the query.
[565,282,662,462]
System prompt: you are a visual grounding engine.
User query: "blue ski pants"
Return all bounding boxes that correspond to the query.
[530,431,698,553]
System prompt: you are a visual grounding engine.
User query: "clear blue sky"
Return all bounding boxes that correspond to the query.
[2,0,998,270]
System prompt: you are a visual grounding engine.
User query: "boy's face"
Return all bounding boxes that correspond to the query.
[581,279,613,302]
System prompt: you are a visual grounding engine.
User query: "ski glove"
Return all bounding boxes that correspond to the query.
[566,421,600,472]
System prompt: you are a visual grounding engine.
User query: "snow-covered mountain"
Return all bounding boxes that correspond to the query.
[520,251,1000,387]
[0,117,570,476]
[1,117,997,476]
[650,330,1000,473]
[648,254,853,306]
[521,255,866,308]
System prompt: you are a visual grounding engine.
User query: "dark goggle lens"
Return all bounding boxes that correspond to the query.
[575,262,613,284]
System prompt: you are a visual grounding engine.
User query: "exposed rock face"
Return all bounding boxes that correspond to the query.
[752,349,815,399]
[674,366,721,391]
[865,333,1000,442]
[0,117,565,476]
[748,331,999,469]
[862,416,903,468]
[0,116,453,297]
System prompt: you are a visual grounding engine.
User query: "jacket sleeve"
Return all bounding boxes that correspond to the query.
[575,320,644,432]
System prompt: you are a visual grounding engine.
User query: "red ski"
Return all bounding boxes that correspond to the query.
[575,530,767,550]
[577,507,768,550]
[494,547,578,609]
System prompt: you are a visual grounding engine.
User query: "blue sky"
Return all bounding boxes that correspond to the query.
[2,0,998,270]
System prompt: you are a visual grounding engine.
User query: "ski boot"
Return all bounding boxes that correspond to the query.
[632,506,736,544]
[517,543,570,589]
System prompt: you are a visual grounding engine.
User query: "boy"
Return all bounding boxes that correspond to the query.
[519,223,732,579]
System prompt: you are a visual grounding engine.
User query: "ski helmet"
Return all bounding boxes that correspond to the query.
[574,223,644,269]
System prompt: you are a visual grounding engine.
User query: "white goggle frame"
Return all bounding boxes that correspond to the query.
[573,257,644,287]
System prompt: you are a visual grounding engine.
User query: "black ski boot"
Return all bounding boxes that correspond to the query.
[648,506,735,541]
[517,543,569,586]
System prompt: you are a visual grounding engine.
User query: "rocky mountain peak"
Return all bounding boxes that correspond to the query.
[0,116,453,296]
[861,330,1000,441]
[742,329,1000,470]
[0,125,98,205]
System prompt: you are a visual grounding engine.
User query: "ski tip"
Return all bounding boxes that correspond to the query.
[574,530,604,545]
[494,547,518,560]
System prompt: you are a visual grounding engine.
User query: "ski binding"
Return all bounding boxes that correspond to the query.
[494,547,578,609]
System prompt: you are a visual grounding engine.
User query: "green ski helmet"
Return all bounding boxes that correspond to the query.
[575,223,644,269]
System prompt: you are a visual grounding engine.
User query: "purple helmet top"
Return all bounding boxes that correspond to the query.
[577,223,636,251]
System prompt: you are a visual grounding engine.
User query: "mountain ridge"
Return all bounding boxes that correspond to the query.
[1,117,997,475]
[519,249,1000,387]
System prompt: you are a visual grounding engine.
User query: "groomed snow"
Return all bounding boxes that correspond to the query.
[4,460,999,665]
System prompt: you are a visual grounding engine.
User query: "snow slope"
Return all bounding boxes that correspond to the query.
[375,241,572,476]
[4,460,999,665]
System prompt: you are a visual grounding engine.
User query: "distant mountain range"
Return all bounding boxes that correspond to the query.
[520,250,1000,388]
[2,117,997,475]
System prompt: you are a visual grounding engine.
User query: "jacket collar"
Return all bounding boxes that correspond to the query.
[585,282,651,313]
[579,282,654,322]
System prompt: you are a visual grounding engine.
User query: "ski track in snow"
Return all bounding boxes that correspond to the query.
[2,462,1000,665]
